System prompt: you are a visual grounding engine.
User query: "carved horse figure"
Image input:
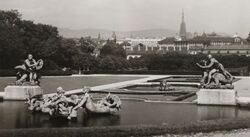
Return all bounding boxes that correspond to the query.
[212,72,233,85]
[201,72,233,89]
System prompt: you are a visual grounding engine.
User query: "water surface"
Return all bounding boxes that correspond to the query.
[1,100,250,129]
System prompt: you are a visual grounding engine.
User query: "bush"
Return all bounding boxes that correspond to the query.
[82,70,202,75]
[41,70,74,76]
[0,69,73,77]
[0,70,16,77]
[43,60,60,70]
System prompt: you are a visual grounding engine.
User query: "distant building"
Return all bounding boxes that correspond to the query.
[125,33,249,57]
[161,32,247,51]
[192,32,245,46]
[111,32,117,42]
[247,32,250,43]
[97,33,101,40]
[189,44,250,56]
[124,38,163,58]
[179,10,187,40]
[127,38,162,47]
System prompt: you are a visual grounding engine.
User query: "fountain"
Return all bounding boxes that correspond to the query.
[2,54,250,129]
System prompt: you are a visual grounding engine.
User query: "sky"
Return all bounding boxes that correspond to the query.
[0,0,250,37]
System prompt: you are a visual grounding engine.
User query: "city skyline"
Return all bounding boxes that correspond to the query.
[0,0,250,37]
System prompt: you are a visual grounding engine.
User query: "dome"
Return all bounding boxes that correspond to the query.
[233,33,239,38]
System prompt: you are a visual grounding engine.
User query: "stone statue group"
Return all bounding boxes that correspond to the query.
[13,54,121,120]
[13,53,233,120]
[158,54,234,91]
[26,87,121,120]
[15,54,43,85]
[196,54,234,89]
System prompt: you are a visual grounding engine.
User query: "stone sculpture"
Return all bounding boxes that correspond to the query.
[196,54,234,89]
[26,87,121,120]
[15,54,43,85]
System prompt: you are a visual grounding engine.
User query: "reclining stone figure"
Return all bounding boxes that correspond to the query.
[26,87,122,120]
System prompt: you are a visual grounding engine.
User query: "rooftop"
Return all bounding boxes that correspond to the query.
[190,44,250,50]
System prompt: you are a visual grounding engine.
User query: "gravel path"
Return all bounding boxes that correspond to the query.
[157,128,250,137]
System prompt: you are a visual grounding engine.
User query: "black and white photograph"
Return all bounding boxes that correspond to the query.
[0,0,250,137]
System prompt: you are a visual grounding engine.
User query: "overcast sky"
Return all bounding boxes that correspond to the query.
[0,0,250,37]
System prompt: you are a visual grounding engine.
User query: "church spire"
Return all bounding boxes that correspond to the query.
[179,9,187,40]
[111,32,117,43]
[98,32,101,40]
[182,9,184,23]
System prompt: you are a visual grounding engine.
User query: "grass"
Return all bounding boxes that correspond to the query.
[1,118,250,137]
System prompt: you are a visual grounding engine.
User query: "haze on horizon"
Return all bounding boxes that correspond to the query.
[0,0,250,37]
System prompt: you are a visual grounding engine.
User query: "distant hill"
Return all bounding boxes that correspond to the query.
[58,28,178,39]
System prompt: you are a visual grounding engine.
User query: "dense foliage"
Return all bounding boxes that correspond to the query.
[0,10,61,69]
[0,10,98,71]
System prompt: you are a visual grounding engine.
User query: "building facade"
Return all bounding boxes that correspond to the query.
[125,33,250,58]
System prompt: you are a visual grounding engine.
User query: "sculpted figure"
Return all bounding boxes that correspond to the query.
[15,54,43,85]
[196,54,233,89]
[26,87,121,120]
[25,54,37,83]
[159,80,174,91]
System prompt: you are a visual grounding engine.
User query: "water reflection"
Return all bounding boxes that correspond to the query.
[198,106,237,120]
[82,113,121,126]
[1,100,250,129]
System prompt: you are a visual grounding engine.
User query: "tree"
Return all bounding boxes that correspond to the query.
[19,21,61,59]
[79,37,96,53]
[54,38,78,68]
[0,10,26,69]
[0,10,62,70]
[100,40,126,58]
[98,56,117,70]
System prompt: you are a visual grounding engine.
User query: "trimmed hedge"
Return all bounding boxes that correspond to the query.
[0,70,74,77]
[0,69,240,77]
[82,70,240,76]
[0,70,16,77]
[41,70,74,76]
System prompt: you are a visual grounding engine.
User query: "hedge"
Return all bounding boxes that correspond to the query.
[0,70,74,77]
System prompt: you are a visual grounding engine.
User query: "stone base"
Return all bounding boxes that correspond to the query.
[4,86,43,100]
[197,89,237,106]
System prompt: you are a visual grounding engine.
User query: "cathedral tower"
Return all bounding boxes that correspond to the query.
[179,10,187,40]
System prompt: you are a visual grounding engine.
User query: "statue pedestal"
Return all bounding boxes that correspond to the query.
[197,89,237,106]
[4,86,43,100]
